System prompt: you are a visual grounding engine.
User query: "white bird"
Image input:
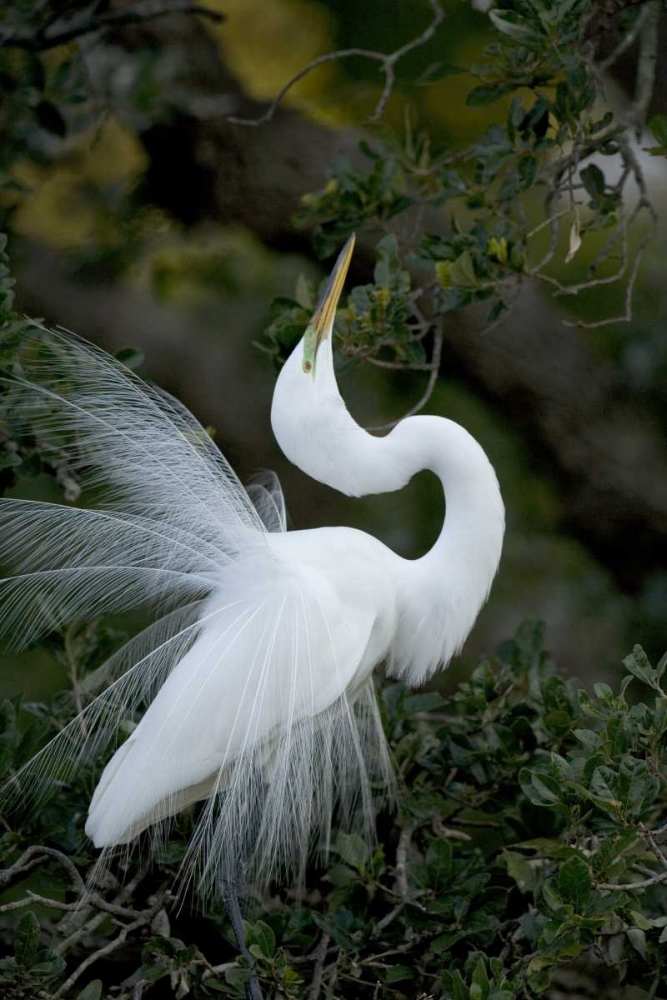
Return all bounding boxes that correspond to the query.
[0,235,504,902]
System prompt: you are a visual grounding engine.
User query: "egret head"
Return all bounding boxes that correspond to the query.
[271,233,381,496]
[271,234,413,497]
[301,233,355,379]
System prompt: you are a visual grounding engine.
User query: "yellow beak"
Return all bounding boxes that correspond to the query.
[302,234,355,375]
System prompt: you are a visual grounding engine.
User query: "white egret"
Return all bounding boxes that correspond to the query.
[0,235,504,910]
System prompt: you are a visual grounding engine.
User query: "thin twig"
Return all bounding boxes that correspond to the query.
[374,902,404,933]
[641,823,667,872]
[57,872,148,956]
[596,871,667,891]
[308,933,331,1000]
[0,845,162,976]
[395,818,418,901]
[52,895,167,999]
[228,0,444,127]
[432,817,472,843]
[0,890,139,919]
[0,845,85,892]
[623,1,660,138]
[598,5,652,71]
[0,0,224,51]
[368,323,443,432]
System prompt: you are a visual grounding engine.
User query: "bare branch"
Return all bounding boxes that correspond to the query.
[623,1,660,138]
[0,847,151,923]
[52,895,167,999]
[57,871,148,955]
[394,818,418,901]
[597,870,667,891]
[374,902,405,933]
[598,5,652,72]
[308,933,331,1000]
[0,0,224,52]
[432,817,472,843]
[641,822,667,872]
[227,0,444,127]
[0,845,85,892]
[369,322,443,432]
[0,889,141,920]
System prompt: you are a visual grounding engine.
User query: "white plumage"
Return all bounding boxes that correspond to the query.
[0,238,504,897]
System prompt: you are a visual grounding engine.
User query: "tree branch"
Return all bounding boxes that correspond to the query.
[308,933,331,1000]
[369,323,443,432]
[394,818,418,901]
[0,0,224,52]
[597,870,667,891]
[624,0,660,137]
[598,4,652,72]
[227,0,444,127]
[52,895,167,999]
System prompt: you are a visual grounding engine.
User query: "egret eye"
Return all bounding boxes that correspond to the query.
[302,325,318,376]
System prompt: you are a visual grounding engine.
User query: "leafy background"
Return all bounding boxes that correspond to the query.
[1,0,667,996]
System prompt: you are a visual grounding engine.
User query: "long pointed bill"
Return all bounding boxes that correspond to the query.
[302,233,355,376]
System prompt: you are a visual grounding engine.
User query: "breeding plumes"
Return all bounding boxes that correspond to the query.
[0,236,504,906]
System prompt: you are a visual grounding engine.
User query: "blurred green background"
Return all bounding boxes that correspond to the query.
[1,0,666,701]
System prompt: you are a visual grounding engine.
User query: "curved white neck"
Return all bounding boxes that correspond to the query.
[365,416,504,683]
[271,337,505,682]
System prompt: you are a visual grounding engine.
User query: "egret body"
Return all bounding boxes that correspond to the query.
[0,237,504,898]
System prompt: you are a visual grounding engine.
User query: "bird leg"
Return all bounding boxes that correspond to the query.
[219,859,263,1000]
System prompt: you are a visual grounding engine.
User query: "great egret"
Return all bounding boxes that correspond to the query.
[0,235,504,907]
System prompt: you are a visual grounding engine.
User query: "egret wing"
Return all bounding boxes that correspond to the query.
[2,327,263,542]
[83,552,390,894]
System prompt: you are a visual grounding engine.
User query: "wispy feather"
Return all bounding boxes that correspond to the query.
[0,327,392,900]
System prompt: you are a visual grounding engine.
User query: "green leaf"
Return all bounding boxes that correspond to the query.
[580,164,605,199]
[518,155,538,190]
[78,982,103,1000]
[14,911,40,969]
[443,970,469,1000]
[573,728,602,748]
[0,450,22,470]
[294,273,314,310]
[590,766,619,804]
[520,768,562,806]
[623,646,656,687]
[114,348,145,371]
[449,251,477,286]
[466,84,513,107]
[417,62,465,85]
[503,849,536,892]
[471,954,490,1000]
[403,692,446,713]
[649,114,667,147]
[384,965,414,983]
[425,838,453,887]
[247,920,275,960]
[627,927,647,959]
[656,651,667,681]
[333,831,370,870]
[489,10,541,45]
[630,909,654,931]
[557,855,591,912]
